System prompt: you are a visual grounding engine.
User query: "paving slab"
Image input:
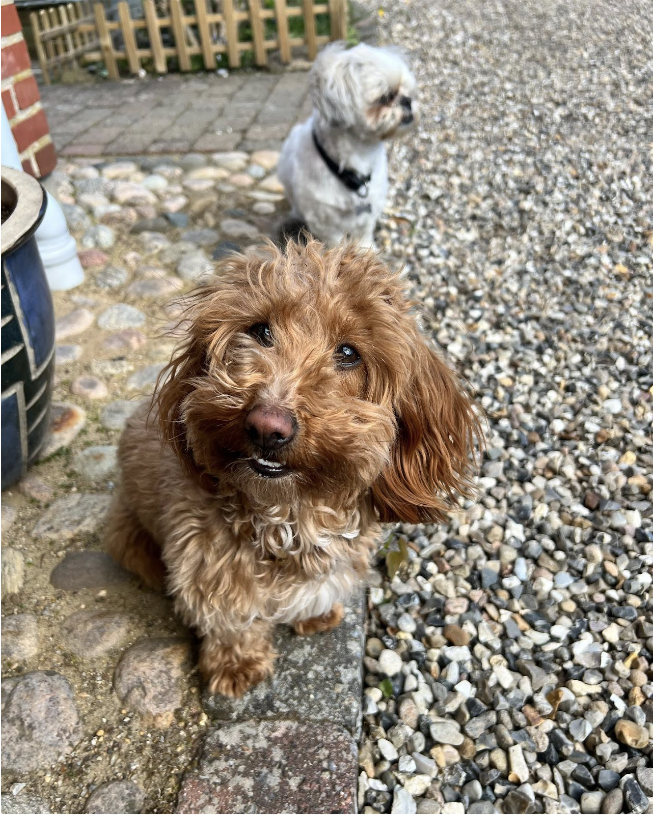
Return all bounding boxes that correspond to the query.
[203,591,365,734]
[41,72,310,158]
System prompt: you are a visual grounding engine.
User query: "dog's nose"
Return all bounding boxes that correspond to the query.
[245,405,296,450]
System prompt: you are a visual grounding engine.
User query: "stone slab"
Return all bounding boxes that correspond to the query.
[177,720,357,814]
[203,592,364,735]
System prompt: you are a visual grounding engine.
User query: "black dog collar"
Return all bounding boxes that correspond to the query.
[312,131,371,198]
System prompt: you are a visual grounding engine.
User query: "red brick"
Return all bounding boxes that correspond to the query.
[1,4,22,36]
[1,40,30,80]
[21,156,36,175]
[34,140,57,177]
[2,88,17,120]
[11,109,50,153]
[13,74,40,111]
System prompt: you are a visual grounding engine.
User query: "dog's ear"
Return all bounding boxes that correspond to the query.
[310,42,360,127]
[371,341,482,524]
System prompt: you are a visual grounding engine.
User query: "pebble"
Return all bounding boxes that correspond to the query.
[103,329,147,352]
[1,672,82,772]
[252,201,276,215]
[177,249,213,281]
[81,224,115,249]
[56,344,82,365]
[614,718,649,749]
[211,151,248,171]
[258,173,284,193]
[1,549,25,597]
[79,249,108,269]
[251,149,280,170]
[113,638,192,728]
[1,793,51,814]
[50,550,131,590]
[378,649,403,676]
[98,304,146,330]
[85,780,145,814]
[220,218,259,238]
[101,400,139,430]
[126,363,166,391]
[622,777,649,814]
[33,494,111,541]
[72,445,117,481]
[391,788,417,815]
[62,610,131,658]
[162,195,188,213]
[429,720,464,746]
[18,475,54,502]
[600,788,623,814]
[55,308,94,340]
[38,403,87,459]
[636,767,653,798]
[71,375,108,400]
[126,277,182,299]
[2,614,39,661]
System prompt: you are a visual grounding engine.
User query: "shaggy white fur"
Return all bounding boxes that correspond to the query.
[278,42,417,247]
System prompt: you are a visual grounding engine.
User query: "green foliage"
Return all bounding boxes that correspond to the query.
[385,535,409,580]
[379,677,394,698]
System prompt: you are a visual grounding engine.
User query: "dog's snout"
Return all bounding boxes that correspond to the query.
[245,405,296,450]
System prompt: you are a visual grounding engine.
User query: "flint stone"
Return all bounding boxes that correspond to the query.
[623,778,649,814]
[101,400,139,430]
[1,672,82,772]
[114,638,192,727]
[177,719,357,813]
[2,614,39,661]
[85,780,145,814]
[33,494,111,542]
[203,593,364,733]
[2,548,25,597]
[51,551,131,591]
[1,794,51,813]
[126,364,167,392]
[600,788,623,814]
[62,610,131,658]
[98,304,146,331]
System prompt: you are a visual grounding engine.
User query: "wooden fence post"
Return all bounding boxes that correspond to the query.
[221,0,239,68]
[143,0,167,73]
[273,0,290,63]
[328,0,347,41]
[302,0,317,60]
[93,3,119,79]
[30,12,50,84]
[248,0,266,66]
[169,0,191,71]
[194,0,215,70]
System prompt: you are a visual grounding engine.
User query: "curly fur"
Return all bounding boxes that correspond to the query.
[105,241,481,697]
[278,42,418,247]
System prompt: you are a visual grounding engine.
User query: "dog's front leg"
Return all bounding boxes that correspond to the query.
[293,603,344,636]
[199,620,277,698]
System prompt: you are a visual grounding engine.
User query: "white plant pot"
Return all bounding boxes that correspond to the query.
[1,105,84,291]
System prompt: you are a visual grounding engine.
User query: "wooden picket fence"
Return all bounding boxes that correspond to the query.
[31,0,347,84]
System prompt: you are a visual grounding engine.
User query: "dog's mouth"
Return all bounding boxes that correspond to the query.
[249,457,291,478]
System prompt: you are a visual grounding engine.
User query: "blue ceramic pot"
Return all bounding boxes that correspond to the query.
[1,165,54,490]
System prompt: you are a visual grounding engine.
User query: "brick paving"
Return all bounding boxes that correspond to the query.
[40,70,311,158]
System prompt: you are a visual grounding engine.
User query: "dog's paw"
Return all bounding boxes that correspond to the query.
[200,646,275,698]
[293,603,344,636]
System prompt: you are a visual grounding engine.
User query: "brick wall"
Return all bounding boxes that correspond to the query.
[1,0,56,177]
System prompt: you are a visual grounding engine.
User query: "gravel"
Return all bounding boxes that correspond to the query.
[357,0,652,813]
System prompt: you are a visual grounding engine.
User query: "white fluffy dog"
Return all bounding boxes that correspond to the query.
[277,42,417,247]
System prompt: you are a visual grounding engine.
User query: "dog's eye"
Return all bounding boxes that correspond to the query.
[335,344,361,369]
[248,323,274,347]
[377,91,397,106]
